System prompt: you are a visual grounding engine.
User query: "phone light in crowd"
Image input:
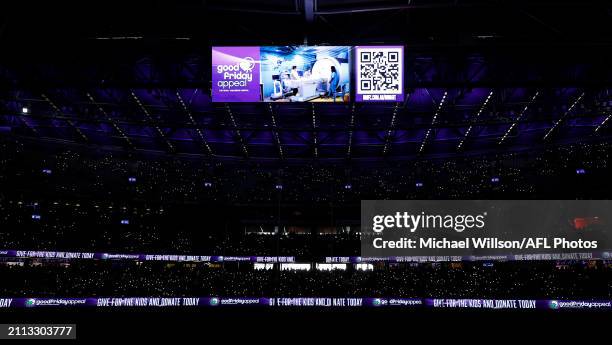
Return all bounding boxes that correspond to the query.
[120,219,129,225]
[22,107,29,114]
[42,169,52,175]
[576,168,586,175]
[275,184,283,190]
[128,177,136,183]
[344,184,352,190]
[415,182,424,188]
[31,214,41,220]
[204,181,212,188]
[491,177,500,183]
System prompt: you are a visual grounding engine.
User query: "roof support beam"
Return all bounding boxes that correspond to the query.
[543,91,585,141]
[41,93,89,143]
[346,104,356,159]
[498,91,540,144]
[130,90,175,152]
[419,90,447,154]
[86,92,133,148]
[267,103,284,160]
[457,90,494,150]
[225,104,249,158]
[176,89,213,156]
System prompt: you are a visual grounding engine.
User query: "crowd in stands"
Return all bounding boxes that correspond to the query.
[0,260,610,299]
[1,138,610,205]
[1,138,611,299]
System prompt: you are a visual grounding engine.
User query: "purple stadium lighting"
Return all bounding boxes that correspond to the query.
[86,92,134,148]
[268,104,284,159]
[458,90,494,150]
[382,104,400,155]
[499,91,539,144]
[176,90,213,155]
[543,92,585,140]
[595,113,612,133]
[419,91,447,153]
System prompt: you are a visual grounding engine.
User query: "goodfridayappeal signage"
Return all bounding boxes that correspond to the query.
[211,45,405,103]
[212,47,261,102]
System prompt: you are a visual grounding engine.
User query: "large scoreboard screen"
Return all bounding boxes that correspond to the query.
[211,45,404,103]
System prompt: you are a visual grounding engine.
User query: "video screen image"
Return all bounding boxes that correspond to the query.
[260,46,351,103]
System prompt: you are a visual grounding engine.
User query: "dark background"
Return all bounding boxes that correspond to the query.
[1,0,611,337]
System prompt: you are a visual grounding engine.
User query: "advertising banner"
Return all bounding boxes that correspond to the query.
[1,297,609,310]
[355,46,404,102]
[212,46,261,102]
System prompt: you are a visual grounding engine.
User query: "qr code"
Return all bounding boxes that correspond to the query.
[357,47,402,94]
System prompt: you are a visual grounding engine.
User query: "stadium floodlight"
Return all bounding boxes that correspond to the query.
[491,177,500,183]
[31,214,41,220]
[204,182,213,188]
[22,107,29,114]
[344,184,352,190]
[415,182,424,188]
[120,219,129,225]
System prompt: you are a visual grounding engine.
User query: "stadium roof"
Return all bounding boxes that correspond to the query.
[1,0,611,161]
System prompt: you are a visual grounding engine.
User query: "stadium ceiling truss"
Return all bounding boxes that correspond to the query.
[1,0,612,161]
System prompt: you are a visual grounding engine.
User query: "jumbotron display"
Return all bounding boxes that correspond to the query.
[211,45,404,103]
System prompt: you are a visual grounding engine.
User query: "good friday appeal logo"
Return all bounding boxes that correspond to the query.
[212,47,261,102]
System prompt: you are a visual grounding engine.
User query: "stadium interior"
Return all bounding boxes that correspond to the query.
[0,0,611,340]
